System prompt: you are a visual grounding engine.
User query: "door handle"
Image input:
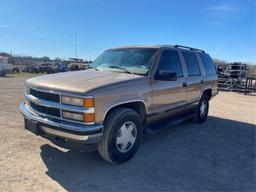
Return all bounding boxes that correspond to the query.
[200,80,204,84]
[183,82,187,87]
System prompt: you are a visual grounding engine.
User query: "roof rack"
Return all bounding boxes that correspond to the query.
[174,45,205,53]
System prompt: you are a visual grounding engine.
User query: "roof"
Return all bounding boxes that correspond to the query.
[111,44,205,53]
[111,45,173,49]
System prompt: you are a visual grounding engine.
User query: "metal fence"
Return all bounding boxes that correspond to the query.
[217,63,256,94]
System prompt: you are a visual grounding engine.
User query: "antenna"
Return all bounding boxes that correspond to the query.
[75,32,77,58]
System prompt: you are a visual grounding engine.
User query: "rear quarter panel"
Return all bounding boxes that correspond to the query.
[203,74,218,96]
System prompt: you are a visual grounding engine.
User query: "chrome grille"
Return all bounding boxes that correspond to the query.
[30,101,60,117]
[30,88,60,102]
[25,86,94,125]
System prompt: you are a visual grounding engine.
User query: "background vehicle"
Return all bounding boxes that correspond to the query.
[57,63,68,72]
[23,65,40,73]
[39,63,56,73]
[67,63,89,71]
[0,56,13,77]
[12,67,20,73]
[68,63,80,71]
[19,45,218,164]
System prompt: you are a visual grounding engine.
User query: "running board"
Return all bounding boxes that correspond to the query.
[144,111,196,132]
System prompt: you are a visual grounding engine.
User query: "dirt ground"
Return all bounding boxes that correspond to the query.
[0,74,255,192]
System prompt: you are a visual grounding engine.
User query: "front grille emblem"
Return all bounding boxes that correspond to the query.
[32,97,41,105]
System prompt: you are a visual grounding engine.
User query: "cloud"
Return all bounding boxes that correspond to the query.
[207,5,238,13]
[205,4,242,25]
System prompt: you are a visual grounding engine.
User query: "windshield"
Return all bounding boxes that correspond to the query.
[91,48,157,75]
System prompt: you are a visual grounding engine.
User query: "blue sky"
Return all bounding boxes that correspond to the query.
[0,0,255,63]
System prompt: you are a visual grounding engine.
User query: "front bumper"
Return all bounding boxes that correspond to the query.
[19,102,103,143]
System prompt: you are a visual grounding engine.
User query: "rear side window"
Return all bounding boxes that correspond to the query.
[156,50,183,77]
[199,53,216,75]
[182,51,201,76]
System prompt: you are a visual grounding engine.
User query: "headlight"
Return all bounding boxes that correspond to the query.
[25,86,30,94]
[61,96,94,107]
[61,96,83,106]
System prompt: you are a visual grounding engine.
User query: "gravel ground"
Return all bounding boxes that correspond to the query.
[0,74,255,192]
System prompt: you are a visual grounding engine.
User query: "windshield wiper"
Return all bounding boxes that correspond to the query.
[88,66,100,71]
[107,65,135,74]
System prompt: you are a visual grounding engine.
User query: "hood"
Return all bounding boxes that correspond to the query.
[26,70,144,94]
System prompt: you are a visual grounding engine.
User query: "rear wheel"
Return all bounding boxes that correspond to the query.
[192,94,209,123]
[98,108,142,164]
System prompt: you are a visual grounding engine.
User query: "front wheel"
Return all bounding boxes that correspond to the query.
[98,108,142,164]
[192,94,209,123]
[0,71,6,77]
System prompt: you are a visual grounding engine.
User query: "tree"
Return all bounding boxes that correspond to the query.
[40,56,50,62]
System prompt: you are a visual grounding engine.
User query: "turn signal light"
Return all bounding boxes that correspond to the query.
[84,113,95,123]
[83,98,94,108]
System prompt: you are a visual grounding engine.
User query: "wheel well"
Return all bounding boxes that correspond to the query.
[203,89,212,100]
[104,102,147,124]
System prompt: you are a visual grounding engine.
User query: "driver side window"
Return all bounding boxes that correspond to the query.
[156,50,183,78]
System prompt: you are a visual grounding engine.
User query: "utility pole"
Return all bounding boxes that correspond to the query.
[75,32,77,58]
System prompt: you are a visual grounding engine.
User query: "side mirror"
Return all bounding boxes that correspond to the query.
[156,70,177,81]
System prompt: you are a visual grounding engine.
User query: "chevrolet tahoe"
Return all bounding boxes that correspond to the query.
[19,45,218,164]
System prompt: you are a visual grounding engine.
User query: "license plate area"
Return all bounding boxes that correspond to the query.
[25,119,39,135]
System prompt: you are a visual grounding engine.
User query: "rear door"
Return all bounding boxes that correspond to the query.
[180,50,203,103]
[151,49,187,114]
[198,52,218,96]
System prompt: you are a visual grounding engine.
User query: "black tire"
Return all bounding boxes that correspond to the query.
[192,94,209,123]
[98,108,143,164]
[0,71,6,77]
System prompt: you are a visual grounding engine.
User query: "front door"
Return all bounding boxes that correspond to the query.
[151,49,187,114]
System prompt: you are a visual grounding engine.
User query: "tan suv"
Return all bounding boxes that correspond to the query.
[19,45,218,164]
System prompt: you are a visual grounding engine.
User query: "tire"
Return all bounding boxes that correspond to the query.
[98,108,143,164]
[192,94,209,123]
[0,71,6,77]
